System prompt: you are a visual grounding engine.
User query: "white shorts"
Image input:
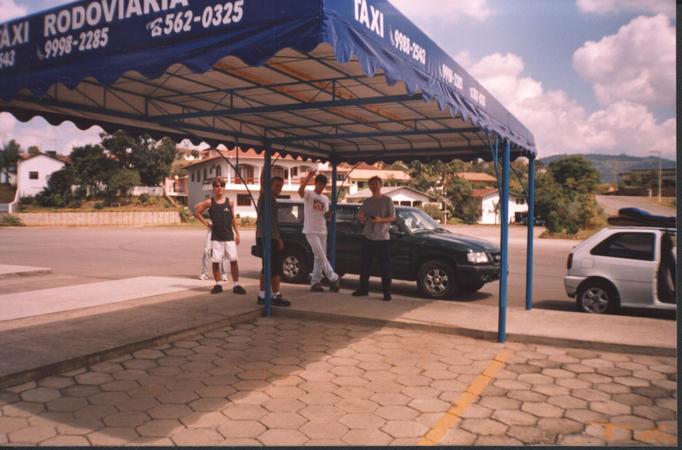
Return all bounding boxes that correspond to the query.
[211,241,238,263]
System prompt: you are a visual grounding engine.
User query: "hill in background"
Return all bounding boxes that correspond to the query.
[539,154,676,184]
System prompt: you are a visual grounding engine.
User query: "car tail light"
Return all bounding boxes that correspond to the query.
[567,253,573,270]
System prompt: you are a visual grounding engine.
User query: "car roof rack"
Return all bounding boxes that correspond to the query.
[607,207,676,228]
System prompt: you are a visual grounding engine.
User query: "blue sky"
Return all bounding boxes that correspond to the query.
[0,0,677,160]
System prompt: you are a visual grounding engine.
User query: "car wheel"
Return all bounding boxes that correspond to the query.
[281,249,310,284]
[417,260,457,299]
[460,281,485,293]
[577,280,618,314]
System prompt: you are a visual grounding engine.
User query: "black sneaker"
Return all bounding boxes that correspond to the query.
[383,294,392,301]
[352,290,369,297]
[273,295,291,307]
[310,283,324,292]
[329,279,340,293]
[233,285,247,295]
[210,284,223,294]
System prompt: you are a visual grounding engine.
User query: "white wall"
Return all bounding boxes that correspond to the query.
[479,194,528,225]
[17,156,65,198]
[131,186,164,196]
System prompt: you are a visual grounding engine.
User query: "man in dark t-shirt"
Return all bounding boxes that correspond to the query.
[194,177,246,295]
[255,176,290,307]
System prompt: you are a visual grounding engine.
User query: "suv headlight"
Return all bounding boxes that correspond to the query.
[467,251,490,264]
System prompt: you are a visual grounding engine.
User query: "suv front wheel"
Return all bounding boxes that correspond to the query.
[417,260,457,299]
[280,248,311,284]
[577,280,618,314]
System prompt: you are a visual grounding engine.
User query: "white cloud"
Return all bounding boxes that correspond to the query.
[577,0,676,18]
[573,14,676,108]
[457,51,676,160]
[0,113,102,154]
[0,0,26,22]
[391,0,493,24]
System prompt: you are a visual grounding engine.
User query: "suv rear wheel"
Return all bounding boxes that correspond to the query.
[417,260,457,299]
[281,248,310,284]
[577,280,618,314]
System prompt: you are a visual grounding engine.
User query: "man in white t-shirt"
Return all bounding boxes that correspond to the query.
[298,169,340,293]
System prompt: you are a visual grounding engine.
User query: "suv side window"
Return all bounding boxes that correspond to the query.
[278,204,302,224]
[336,206,359,223]
[590,232,655,261]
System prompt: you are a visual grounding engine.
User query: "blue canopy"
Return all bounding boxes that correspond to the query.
[0,0,536,162]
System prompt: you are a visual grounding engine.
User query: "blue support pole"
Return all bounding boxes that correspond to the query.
[525,157,536,310]
[498,140,511,343]
[262,144,273,317]
[329,160,338,269]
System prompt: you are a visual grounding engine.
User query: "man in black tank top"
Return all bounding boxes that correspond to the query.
[194,177,247,295]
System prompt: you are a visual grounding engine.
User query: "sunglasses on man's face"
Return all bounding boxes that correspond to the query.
[213,183,226,188]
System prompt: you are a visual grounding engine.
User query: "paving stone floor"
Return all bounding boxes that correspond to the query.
[0,318,677,446]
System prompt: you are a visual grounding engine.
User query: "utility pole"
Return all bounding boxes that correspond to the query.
[651,150,662,202]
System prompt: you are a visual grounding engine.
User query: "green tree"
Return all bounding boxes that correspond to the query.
[27,146,41,156]
[536,156,602,234]
[108,169,141,199]
[70,144,118,196]
[100,132,176,186]
[445,175,481,224]
[0,140,21,182]
[45,167,77,197]
[549,155,600,194]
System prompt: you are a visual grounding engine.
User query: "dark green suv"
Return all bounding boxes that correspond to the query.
[260,200,501,299]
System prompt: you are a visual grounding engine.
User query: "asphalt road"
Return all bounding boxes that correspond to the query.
[596,195,676,216]
[0,224,673,318]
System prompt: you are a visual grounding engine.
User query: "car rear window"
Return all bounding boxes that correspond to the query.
[590,232,655,261]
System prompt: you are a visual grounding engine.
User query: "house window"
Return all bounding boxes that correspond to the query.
[272,166,285,179]
[191,171,195,182]
[216,165,222,177]
[237,194,251,206]
[291,167,298,177]
[413,201,423,207]
[29,171,39,180]
[515,197,526,205]
[357,181,365,189]
[203,168,207,180]
[400,201,411,206]
[236,165,254,183]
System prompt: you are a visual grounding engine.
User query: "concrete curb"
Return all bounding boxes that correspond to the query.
[0,309,261,390]
[276,309,677,357]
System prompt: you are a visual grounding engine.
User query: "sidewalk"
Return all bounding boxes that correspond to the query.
[0,278,675,389]
[280,284,677,356]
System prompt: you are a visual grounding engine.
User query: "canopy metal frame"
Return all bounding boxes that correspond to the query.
[1,3,537,343]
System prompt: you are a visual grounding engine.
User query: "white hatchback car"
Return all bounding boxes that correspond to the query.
[565,226,676,314]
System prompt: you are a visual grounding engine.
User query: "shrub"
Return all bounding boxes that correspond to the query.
[94,202,104,210]
[138,193,150,204]
[0,215,24,226]
[178,208,191,223]
[239,216,257,228]
[68,200,82,209]
[19,196,34,205]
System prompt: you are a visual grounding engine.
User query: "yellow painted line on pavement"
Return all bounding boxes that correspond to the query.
[418,350,509,446]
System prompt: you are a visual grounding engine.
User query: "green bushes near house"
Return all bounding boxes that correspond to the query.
[0,215,24,226]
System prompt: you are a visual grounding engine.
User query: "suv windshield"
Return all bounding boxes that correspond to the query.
[397,209,441,233]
